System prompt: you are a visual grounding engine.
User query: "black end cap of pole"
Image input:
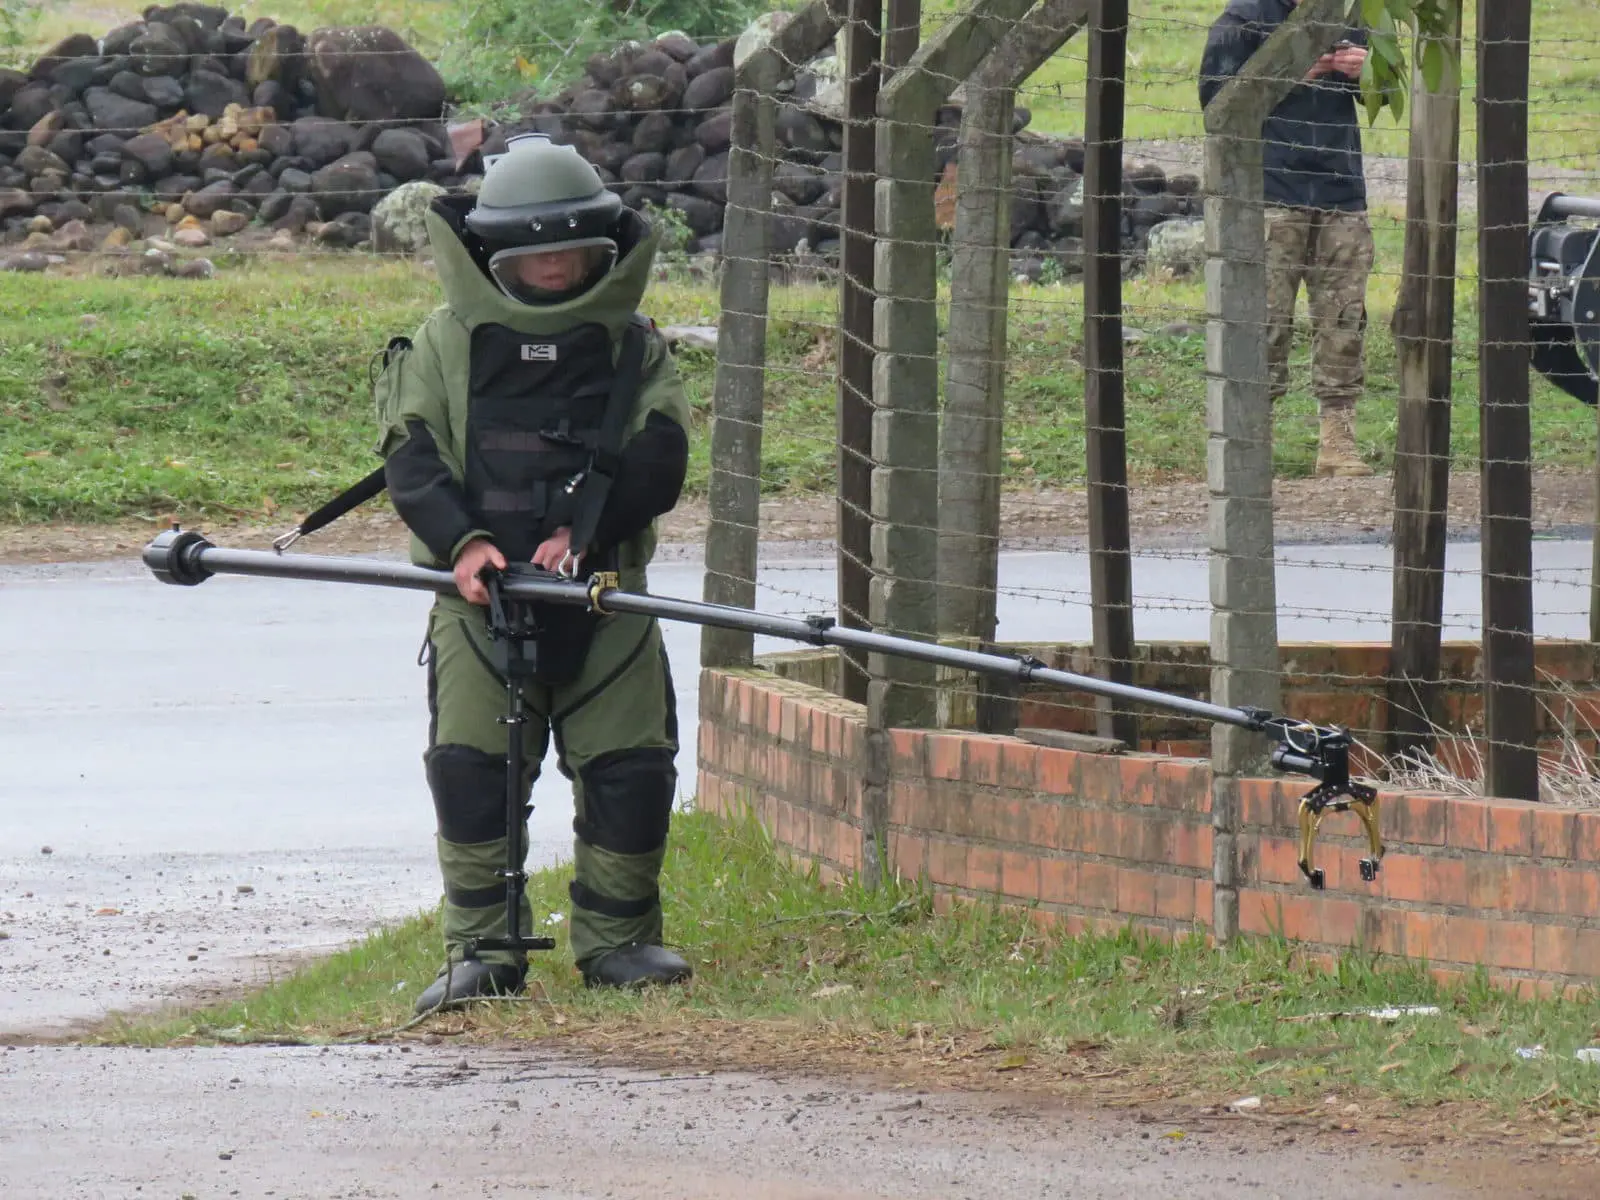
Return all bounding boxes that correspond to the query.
[143,527,215,586]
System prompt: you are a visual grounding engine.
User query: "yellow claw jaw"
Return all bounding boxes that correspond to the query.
[1296,786,1383,891]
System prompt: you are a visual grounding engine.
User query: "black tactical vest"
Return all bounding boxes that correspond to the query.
[464,320,620,564]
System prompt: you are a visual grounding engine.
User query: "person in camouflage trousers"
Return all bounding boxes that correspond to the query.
[1200,0,1375,478]
[374,133,695,1012]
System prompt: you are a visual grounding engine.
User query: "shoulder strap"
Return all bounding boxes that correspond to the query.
[569,315,651,560]
[272,465,387,551]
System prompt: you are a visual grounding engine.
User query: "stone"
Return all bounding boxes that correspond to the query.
[370,127,430,181]
[271,192,318,233]
[102,226,134,249]
[666,193,721,237]
[28,34,98,81]
[247,24,303,90]
[183,179,237,219]
[683,66,733,112]
[122,131,174,178]
[26,110,65,148]
[314,210,371,248]
[266,228,296,250]
[129,23,189,78]
[185,68,248,119]
[2,245,49,270]
[684,39,734,80]
[26,214,52,233]
[694,110,733,155]
[310,151,381,217]
[83,87,157,133]
[653,33,699,63]
[8,84,57,131]
[47,128,83,164]
[689,152,728,205]
[47,219,94,252]
[102,23,145,59]
[277,167,312,193]
[172,217,211,247]
[305,26,445,122]
[257,190,292,223]
[143,75,186,110]
[370,178,444,254]
[1145,216,1205,276]
[258,122,293,158]
[664,143,704,189]
[631,110,674,155]
[171,255,215,277]
[211,209,248,235]
[619,151,665,184]
[112,203,143,234]
[16,145,68,177]
[291,115,356,167]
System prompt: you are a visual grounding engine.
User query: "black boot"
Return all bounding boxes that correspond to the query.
[581,943,692,990]
[414,959,526,1014]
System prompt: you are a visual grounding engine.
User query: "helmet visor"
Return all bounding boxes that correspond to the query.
[486,238,617,304]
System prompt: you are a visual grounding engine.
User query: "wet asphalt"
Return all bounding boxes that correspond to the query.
[0,540,1587,1197]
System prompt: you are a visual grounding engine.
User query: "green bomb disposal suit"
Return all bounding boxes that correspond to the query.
[371,138,693,1008]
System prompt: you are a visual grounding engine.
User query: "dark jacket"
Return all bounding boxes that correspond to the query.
[1198,0,1367,211]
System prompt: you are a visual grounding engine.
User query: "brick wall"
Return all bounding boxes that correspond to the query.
[786,638,1600,768]
[698,662,1600,996]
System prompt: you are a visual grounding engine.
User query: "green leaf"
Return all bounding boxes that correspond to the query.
[1420,37,1445,93]
[1362,0,1387,30]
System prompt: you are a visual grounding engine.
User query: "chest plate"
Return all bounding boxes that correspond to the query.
[464,321,615,561]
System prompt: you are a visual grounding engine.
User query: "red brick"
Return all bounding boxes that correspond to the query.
[928,735,964,781]
[1533,808,1577,860]
[1154,873,1195,922]
[984,796,1028,845]
[1488,803,1534,856]
[1447,798,1492,852]
[889,780,927,828]
[1252,835,1303,886]
[1487,921,1535,972]
[964,737,1002,786]
[1026,800,1061,850]
[1378,850,1427,904]
[1120,757,1156,805]
[778,698,797,745]
[1464,857,1512,910]
[889,728,924,776]
[1039,857,1076,906]
[1056,806,1084,853]
[1116,868,1159,918]
[1363,907,1408,956]
[1395,793,1449,846]
[841,717,862,762]
[765,690,783,737]
[967,845,1003,894]
[1155,759,1208,812]
[1572,928,1600,977]
[1001,851,1040,900]
[889,830,928,879]
[1577,812,1600,865]
[1239,891,1318,942]
[1194,879,1214,927]
[1318,897,1361,947]
[1077,861,1118,911]
[1426,857,1469,907]
[1076,753,1120,805]
[1237,778,1278,827]
[1038,748,1081,797]
[1444,916,1495,967]
[811,709,830,753]
[1171,820,1213,871]
[1001,741,1040,790]
[927,839,966,888]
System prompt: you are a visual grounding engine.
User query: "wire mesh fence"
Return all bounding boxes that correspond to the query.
[2,3,1597,801]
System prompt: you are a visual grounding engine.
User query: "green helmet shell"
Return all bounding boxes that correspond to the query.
[465,133,623,254]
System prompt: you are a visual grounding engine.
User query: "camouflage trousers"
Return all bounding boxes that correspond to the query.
[1263,205,1374,413]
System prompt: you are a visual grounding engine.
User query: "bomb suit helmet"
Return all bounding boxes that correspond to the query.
[464,133,625,305]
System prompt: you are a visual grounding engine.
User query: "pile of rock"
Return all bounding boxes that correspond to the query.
[0,2,455,249]
[492,14,1205,274]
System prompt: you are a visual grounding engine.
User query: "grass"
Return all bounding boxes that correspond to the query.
[97,806,1600,1119]
[0,243,1592,526]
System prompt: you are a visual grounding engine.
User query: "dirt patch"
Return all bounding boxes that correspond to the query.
[7,469,1593,568]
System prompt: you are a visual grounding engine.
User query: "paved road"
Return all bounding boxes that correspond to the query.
[0,1043,1493,1200]
[2,538,1593,1035]
[2,540,1591,1198]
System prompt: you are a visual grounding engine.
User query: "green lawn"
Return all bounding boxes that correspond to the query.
[0,242,1590,524]
[98,807,1600,1119]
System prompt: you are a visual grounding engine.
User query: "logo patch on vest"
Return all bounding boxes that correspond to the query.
[521,343,558,362]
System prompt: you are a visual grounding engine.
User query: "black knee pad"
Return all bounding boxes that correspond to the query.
[575,747,676,856]
[425,744,509,845]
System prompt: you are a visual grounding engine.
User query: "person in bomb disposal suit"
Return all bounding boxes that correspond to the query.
[373,133,695,1011]
[1200,0,1375,478]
